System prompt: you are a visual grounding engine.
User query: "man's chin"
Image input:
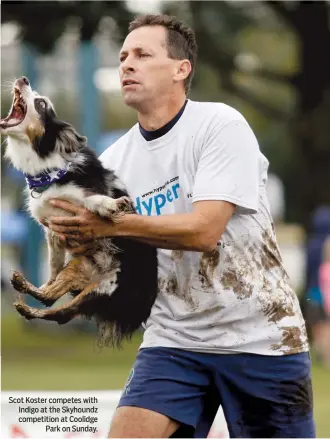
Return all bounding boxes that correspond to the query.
[122,94,141,109]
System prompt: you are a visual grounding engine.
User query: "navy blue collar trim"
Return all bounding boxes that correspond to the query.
[139,100,188,141]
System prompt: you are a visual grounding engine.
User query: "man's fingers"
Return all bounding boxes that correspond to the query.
[56,232,88,242]
[49,199,84,214]
[48,216,83,226]
[65,234,83,241]
[50,224,82,234]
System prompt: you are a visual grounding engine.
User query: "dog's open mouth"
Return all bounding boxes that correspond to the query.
[0,87,27,129]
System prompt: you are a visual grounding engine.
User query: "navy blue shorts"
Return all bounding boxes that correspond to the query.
[118,347,315,438]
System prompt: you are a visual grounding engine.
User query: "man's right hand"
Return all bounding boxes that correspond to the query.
[41,218,98,256]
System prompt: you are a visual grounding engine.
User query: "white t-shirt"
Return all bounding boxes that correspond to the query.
[99,100,308,356]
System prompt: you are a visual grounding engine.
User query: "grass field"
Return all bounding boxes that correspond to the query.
[1,314,330,437]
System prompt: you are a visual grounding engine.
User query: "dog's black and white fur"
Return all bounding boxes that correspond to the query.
[0,77,158,347]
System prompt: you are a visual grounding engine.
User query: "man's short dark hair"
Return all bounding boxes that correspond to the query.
[128,14,198,94]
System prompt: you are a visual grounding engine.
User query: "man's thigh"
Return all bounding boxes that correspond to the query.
[108,406,180,438]
[214,352,315,438]
[108,347,217,438]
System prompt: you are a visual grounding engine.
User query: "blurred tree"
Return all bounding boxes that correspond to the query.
[2,1,329,225]
[2,1,134,52]
[268,1,330,228]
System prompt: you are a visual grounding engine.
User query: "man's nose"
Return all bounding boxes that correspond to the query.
[121,57,135,73]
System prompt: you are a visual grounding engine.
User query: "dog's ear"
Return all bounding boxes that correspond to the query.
[56,123,87,154]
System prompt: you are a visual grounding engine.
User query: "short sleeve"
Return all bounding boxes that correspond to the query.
[192,119,261,215]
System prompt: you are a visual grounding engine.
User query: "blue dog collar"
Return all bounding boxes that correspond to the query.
[24,162,73,196]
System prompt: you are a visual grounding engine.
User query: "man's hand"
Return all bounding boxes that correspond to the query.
[47,199,117,243]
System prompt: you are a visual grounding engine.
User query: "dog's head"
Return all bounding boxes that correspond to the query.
[1,77,87,160]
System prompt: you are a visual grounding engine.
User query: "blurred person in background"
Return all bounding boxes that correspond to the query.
[48,14,315,438]
[304,206,330,364]
[320,236,330,316]
[317,236,330,366]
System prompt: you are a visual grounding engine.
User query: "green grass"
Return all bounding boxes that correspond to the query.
[1,314,142,390]
[2,314,330,436]
[311,363,330,438]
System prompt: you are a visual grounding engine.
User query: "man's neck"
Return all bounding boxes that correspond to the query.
[138,94,187,131]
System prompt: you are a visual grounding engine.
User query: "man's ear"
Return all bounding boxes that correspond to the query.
[173,59,191,84]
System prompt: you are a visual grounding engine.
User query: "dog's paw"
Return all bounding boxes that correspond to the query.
[116,196,133,212]
[84,195,118,217]
[10,271,26,292]
[100,197,120,215]
[14,299,36,321]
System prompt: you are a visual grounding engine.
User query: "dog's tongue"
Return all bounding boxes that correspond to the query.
[0,98,24,128]
[11,109,21,120]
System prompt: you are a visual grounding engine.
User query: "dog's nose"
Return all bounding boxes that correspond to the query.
[21,76,30,86]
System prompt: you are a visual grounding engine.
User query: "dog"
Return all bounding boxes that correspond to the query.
[0,76,158,347]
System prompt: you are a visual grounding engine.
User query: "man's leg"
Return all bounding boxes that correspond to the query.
[212,352,315,438]
[107,347,218,438]
[108,407,179,438]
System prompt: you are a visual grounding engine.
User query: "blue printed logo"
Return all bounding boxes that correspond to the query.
[135,177,180,216]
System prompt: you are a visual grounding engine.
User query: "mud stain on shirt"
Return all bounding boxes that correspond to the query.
[219,252,254,300]
[199,249,220,288]
[158,273,196,309]
[171,250,184,260]
[261,229,283,270]
[271,326,306,354]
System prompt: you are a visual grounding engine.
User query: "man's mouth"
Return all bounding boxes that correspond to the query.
[122,79,139,88]
[0,87,27,129]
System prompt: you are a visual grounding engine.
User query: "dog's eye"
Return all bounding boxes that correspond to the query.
[35,98,47,109]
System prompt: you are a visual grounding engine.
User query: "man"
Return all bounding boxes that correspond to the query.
[48,14,315,438]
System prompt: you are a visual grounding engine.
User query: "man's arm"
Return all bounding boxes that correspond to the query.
[115,200,235,252]
[48,199,235,253]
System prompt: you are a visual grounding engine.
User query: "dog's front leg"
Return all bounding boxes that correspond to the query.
[84,194,133,221]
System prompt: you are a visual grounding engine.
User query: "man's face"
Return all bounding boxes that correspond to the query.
[119,25,180,108]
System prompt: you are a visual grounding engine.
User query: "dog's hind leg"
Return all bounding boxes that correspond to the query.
[11,271,52,304]
[11,257,90,306]
[14,282,99,324]
[14,269,120,325]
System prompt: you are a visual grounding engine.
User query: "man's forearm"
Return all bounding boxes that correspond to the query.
[113,212,215,252]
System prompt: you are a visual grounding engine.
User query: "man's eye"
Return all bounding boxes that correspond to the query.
[140,53,150,57]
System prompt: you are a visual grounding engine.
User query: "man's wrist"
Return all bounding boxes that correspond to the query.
[111,212,141,237]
